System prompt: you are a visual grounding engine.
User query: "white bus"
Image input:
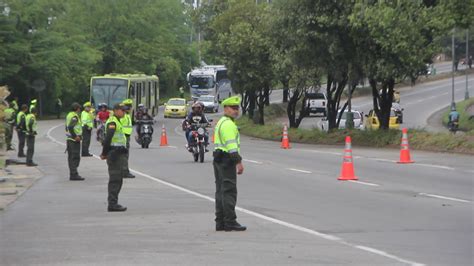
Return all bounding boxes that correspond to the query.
[187,65,233,102]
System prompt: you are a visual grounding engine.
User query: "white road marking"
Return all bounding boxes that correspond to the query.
[415,163,455,171]
[243,159,263,164]
[355,246,425,266]
[375,158,397,163]
[286,168,312,174]
[348,180,380,187]
[418,193,470,203]
[46,123,424,266]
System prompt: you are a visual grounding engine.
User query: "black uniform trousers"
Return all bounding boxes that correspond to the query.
[81,127,92,155]
[26,135,35,163]
[213,158,238,225]
[67,140,81,177]
[17,131,26,156]
[107,149,126,205]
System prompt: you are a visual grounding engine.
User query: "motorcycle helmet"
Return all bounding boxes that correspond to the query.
[138,103,145,111]
[192,102,203,114]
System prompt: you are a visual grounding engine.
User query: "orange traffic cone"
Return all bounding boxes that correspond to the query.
[160,124,168,146]
[338,136,358,180]
[397,128,414,164]
[281,124,291,149]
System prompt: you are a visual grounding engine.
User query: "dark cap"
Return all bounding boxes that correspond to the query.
[113,103,126,110]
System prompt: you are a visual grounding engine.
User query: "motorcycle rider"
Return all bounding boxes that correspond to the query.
[96,103,110,141]
[96,103,110,123]
[183,102,209,152]
[448,105,460,129]
[135,104,153,136]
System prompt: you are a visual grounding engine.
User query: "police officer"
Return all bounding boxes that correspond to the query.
[100,103,128,212]
[25,107,38,166]
[213,96,246,232]
[66,103,84,181]
[81,101,94,157]
[4,102,16,151]
[29,99,37,113]
[16,104,28,157]
[121,99,135,178]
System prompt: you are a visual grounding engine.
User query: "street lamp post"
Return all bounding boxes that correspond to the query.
[451,28,456,109]
[465,29,470,100]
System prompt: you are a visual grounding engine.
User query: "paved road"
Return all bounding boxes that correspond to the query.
[271,74,474,131]
[1,111,472,265]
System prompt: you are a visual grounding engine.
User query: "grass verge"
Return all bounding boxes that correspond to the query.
[442,98,474,131]
[238,116,474,155]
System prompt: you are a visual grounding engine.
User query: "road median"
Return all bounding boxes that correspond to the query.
[238,116,474,155]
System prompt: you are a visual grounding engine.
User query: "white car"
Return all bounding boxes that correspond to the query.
[197,95,219,113]
[305,92,327,117]
[337,109,364,130]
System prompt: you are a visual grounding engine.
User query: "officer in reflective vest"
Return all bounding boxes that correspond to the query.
[101,103,128,212]
[81,101,94,157]
[213,96,246,232]
[4,102,16,151]
[120,99,135,178]
[29,99,37,113]
[25,107,38,166]
[66,103,84,181]
[16,104,28,157]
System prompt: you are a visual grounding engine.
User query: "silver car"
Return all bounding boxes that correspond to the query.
[197,95,219,113]
[337,109,364,130]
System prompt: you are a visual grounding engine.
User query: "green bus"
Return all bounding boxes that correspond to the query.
[90,74,160,116]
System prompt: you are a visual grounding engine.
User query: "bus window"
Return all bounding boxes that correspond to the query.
[137,83,141,104]
[129,84,135,98]
[147,82,151,108]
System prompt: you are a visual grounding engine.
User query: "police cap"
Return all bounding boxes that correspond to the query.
[222,96,241,107]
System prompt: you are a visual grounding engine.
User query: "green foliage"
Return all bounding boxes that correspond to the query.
[1,0,198,112]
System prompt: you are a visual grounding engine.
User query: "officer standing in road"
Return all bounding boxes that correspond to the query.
[81,101,94,157]
[16,104,28,157]
[25,107,38,166]
[100,103,128,212]
[29,99,37,113]
[66,103,84,181]
[213,96,246,232]
[4,102,16,151]
[121,99,135,179]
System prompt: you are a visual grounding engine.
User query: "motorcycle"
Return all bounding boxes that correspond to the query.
[391,103,404,124]
[448,120,459,133]
[135,119,154,148]
[188,122,210,163]
[96,120,106,143]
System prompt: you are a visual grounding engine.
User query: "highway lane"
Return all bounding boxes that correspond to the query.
[282,75,474,130]
[41,106,474,266]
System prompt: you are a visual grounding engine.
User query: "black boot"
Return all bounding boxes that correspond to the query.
[224,221,247,232]
[108,204,127,212]
[26,162,38,167]
[123,173,135,178]
[70,175,85,181]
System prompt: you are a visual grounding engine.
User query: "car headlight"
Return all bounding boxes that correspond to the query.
[197,128,205,135]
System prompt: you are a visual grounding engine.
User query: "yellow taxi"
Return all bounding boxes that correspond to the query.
[164,98,188,118]
[365,109,400,130]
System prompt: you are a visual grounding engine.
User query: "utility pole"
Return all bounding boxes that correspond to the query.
[451,28,456,109]
[465,29,470,100]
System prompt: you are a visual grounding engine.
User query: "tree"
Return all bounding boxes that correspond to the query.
[350,1,442,129]
[212,0,274,124]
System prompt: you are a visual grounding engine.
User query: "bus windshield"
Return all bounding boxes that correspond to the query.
[92,84,127,108]
[190,76,214,89]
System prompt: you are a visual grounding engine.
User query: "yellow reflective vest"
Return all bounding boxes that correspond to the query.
[120,113,132,136]
[106,116,126,147]
[214,116,240,154]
